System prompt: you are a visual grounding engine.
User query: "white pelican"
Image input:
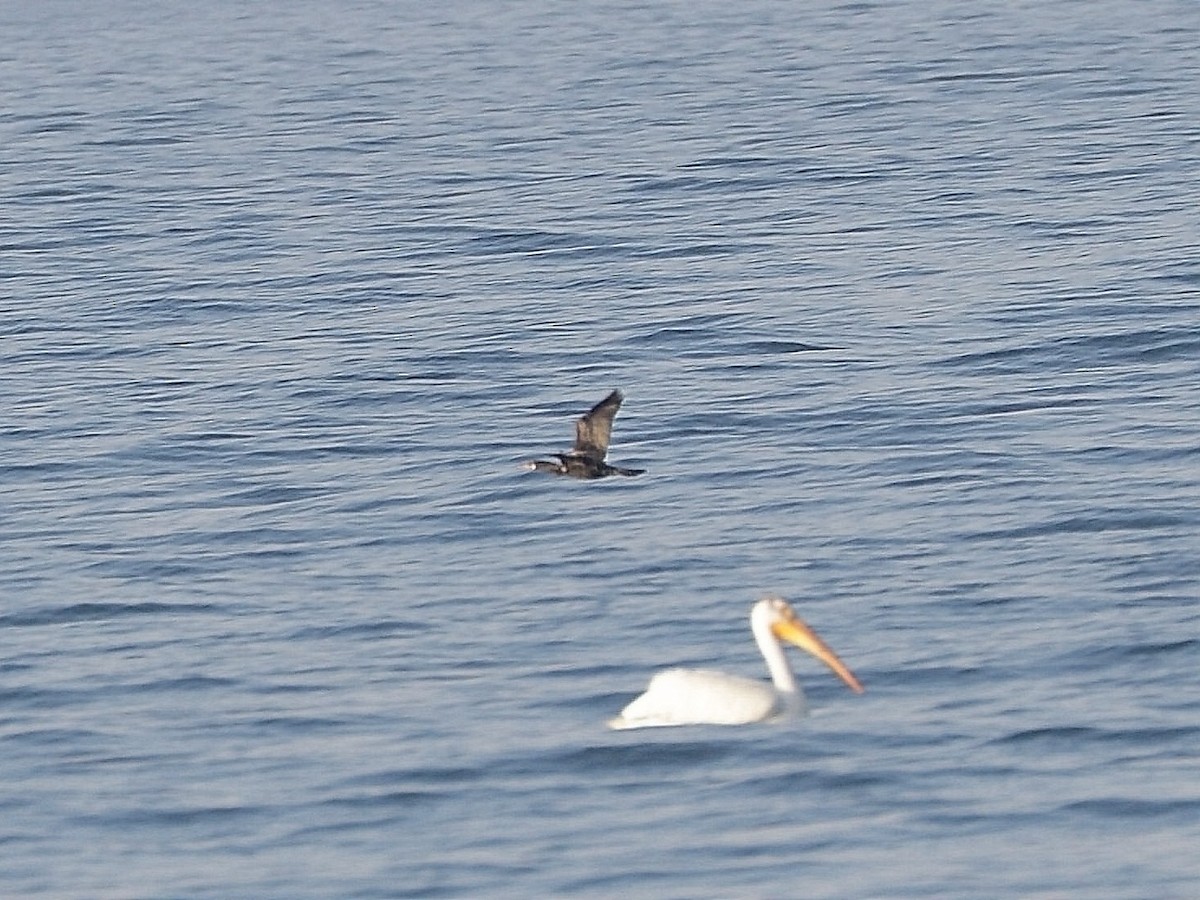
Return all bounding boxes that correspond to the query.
[608,596,864,729]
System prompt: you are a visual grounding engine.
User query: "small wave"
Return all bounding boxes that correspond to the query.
[969,511,1187,541]
[0,601,221,628]
[992,724,1199,748]
[1060,796,1200,820]
[536,740,741,773]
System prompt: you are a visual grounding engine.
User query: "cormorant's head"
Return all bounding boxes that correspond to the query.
[523,458,566,474]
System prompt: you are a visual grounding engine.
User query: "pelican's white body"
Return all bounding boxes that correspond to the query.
[608,667,804,729]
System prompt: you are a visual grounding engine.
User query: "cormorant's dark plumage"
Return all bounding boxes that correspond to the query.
[524,389,645,479]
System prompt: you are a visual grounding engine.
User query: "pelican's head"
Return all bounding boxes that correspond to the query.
[754,596,865,694]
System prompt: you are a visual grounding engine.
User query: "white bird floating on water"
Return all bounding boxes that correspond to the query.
[608,596,865,729]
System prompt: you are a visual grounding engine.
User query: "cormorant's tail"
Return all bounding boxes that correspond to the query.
[612,466,645,477]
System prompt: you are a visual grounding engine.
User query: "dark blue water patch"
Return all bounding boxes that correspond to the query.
[925,581,1013,606]
[82,132,187,148]
[129,675,240,695]
[75,802,262,829]
[309,789,447,816]
[28,751,200,790]
[0,600,222,628]
[968,510,1188,541]
[356,885,464,900]
[1157,269,1200,289]
[0,792,32,818]
[935,325,1200,375]
[638,239,769,259]
[992,725,1101,746]
[0,458,78,482]
[186,524,325,553]
[126,430,259,464]
[951,393,1108,419]
[1067,441,1200,466]
[458,228,634,260]
[1110,580,1200,607]
[1060,796,1200,822]
[682,153,781,171]
[533,661,641,686]
[1121,638,1197,658]
[0,727,101,748]
[621,170,799,196]
[881,449,1018,488]
[514,739,742,775]
[991,724,1200,750]
[1,674,238,716]
[1055,326,1200,363]
[870,664,984,688]
[248,715,355,731]
[217,484,333,507]
[4,106,91,131]
[629,324,836,359]
[914,807,1052,834]
[80,556,230,582]
[285,619,432,641]
[930,343,1050,375]
[743,339,838,354]
[1059,639,1199,673]
[248,680,344,697]
[737,767,895,799]
[0,685,83,711]
[336,765,484,790]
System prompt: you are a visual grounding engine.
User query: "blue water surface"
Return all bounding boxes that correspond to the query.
[2,1,1198,897]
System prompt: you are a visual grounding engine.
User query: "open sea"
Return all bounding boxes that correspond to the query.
[2,1,1198,897]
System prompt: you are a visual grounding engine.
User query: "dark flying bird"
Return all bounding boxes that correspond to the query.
[523,389,645,479]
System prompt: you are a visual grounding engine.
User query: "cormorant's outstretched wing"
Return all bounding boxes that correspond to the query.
[573,389,623,459]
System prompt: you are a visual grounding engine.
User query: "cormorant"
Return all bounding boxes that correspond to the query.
[524,389,645,479]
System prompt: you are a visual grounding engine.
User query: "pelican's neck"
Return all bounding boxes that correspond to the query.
[751,607,798,696]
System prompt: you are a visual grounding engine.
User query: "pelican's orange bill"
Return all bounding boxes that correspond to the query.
[774,617,865,694]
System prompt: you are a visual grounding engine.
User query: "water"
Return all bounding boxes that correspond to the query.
[2,0,1198,896]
